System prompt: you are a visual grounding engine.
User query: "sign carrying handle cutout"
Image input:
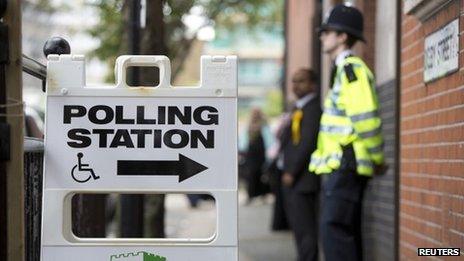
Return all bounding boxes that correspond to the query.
[115,55,172,88]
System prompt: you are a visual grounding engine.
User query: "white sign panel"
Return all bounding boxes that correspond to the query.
[424,19,459,83]
[45,98,236,190]
[41,55,238,260]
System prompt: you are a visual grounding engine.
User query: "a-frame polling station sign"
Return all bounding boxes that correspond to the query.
[41,55,237,260]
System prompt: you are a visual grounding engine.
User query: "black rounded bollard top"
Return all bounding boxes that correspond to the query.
[43,37,71,58]
[0,0,6,19]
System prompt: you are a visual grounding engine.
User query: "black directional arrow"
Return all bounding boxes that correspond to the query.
[117,154,208,182]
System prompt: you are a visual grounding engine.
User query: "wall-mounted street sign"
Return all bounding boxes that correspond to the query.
[424,18,459,83]
[41,55,237,260]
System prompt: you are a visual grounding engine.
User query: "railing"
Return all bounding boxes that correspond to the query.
[23,137,44,261]
[22,55,46,92]
[22,36,71,92]
[22,51,46,261]
[21,38,69,260]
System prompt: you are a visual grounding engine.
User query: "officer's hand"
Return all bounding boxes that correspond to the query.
[374,164,388,175]
[282,172,294,187]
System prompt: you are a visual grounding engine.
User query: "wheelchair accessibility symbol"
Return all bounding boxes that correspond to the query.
[71,153,100,183]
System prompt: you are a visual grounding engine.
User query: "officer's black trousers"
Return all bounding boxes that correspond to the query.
[320,167,368,261]
[283,187,319,261]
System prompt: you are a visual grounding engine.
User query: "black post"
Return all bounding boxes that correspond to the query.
[0,1,9,258]
[127,0,140,85]
[71,194,106,238]
[120,0,144,238]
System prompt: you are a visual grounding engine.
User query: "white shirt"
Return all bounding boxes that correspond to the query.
[295,93,316,109]
[335,49,354,66]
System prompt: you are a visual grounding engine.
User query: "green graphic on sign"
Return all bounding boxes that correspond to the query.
[110,251,167,261]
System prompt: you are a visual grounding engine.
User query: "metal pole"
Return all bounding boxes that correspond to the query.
[72,194,106,238]
[22,54,46,92]
[120,0,144,238]
[22,55,46,81]
[394,0,401,260]
[127,0,140,85]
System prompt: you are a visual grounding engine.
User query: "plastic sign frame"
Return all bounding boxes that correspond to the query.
[40,55,238,261]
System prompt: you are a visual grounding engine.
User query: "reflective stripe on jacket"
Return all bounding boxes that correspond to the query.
[309,56,384,176]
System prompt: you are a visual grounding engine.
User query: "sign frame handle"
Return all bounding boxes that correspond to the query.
[115,55,171,89]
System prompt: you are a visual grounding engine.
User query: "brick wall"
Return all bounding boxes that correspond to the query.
[285,0,317,101]
[364,79,397,260]
[359,0,398,260]
[400,0,464,259]
[355,0,376,70]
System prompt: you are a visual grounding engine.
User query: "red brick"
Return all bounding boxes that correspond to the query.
[401,186,443,208]
[401,200,443,225]
[448,230,464,249]
[396,0,462,257]
[402,28,424,49]
[402,40,425,61]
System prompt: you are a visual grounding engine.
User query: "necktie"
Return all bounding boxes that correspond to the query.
[291,109,303,145]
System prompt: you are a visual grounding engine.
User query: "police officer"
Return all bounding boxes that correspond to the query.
[309,4,385,261]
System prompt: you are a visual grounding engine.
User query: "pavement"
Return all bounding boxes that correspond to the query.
[165,191,296,260]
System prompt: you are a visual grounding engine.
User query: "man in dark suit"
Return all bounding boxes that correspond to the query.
[281,68,322,261]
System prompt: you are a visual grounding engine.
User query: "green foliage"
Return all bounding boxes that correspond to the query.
[213,0,283,32]
[86,0,125,82]
[87,0,284,82]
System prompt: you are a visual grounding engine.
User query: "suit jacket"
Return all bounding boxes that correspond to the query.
[281,95,322,193]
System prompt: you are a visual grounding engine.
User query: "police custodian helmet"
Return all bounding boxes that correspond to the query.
[319,3,365,42]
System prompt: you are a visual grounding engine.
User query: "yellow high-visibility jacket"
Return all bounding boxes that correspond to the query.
[309,56,384,176]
